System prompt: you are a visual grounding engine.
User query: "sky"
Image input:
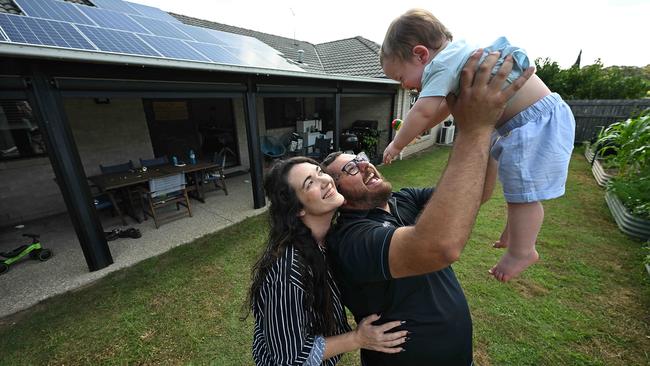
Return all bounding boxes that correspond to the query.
[131,0,649,68]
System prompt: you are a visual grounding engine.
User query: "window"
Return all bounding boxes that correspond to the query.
[142,98,239,167]
[0,100,47,161]
[264,97,304,129]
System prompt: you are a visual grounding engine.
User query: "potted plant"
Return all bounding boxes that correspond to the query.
[597,109,650,240]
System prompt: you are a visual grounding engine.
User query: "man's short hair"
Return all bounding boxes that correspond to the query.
[322,151,343,169]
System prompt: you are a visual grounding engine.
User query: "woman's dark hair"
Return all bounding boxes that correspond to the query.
[245,157,338,335]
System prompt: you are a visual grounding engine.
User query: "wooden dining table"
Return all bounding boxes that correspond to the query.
[88,160,221,224]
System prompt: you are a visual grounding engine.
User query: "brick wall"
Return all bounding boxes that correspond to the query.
[0,156,62,226]
[0,98,154,227]
[66,98,154,177]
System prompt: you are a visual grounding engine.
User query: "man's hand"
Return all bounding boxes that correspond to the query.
[446,49,534,134]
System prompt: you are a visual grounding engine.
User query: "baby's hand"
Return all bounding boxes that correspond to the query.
[383,142,402,165]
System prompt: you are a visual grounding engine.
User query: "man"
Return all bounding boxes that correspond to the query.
[322,51,533,365]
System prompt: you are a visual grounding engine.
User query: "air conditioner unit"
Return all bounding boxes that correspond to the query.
[437,119,455,145]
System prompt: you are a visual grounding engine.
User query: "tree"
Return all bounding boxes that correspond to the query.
[534,58,649,99]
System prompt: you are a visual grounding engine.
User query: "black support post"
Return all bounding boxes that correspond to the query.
[334,85,341,151]
[244,77,265,209]
[27,64,112,271]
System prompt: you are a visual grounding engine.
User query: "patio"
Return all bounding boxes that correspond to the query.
[0,173,265,318]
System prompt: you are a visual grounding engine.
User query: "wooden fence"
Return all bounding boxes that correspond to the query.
[567,99,650,143]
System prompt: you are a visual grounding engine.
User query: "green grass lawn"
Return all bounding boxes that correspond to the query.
[2,147,649,365]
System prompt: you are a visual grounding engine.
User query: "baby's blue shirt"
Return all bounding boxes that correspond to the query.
[419,37,529,98]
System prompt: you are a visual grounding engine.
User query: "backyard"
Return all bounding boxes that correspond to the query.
[1,146,648,365]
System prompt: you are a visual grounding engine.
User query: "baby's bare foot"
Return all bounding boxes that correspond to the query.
[492,240,508,248]
[492,229,509,248]
[488,249,539,282]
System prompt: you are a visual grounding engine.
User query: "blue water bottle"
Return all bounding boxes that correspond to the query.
[189,149,196,164]
[172,155,178,166]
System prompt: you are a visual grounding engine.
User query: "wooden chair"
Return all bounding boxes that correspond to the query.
[87,181,128,226]
[139,156,169,168]
[99,160,135,174]
[201,148,230,195]
[140,173,192,228]
[98,160,139,220]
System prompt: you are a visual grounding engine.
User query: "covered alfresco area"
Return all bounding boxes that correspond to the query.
[1,34,399,287]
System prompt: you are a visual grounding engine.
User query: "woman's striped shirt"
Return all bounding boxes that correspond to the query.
[252,244,351,365]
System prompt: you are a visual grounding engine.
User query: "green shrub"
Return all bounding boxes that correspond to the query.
[595,109,650,219]
[535,58,649,99]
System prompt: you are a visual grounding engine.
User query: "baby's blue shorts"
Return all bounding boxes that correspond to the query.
[490,93,575,203]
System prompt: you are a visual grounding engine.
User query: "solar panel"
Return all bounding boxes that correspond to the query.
[138,35,209,62]
[125,1,181,23]
[130,15,191,40]
[206,29,284,59]
[185,42,241,65]
[91,0,141,16]
[1,0,305,73]
[171,24,225,45]
[76,24,160,57]
[78,5,149,33]
[207,29,246,48]
[15,0,95,26]
[222,46,303,71]
[0,13,95,50]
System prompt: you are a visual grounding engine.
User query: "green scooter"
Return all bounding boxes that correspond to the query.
[0,234,52,275]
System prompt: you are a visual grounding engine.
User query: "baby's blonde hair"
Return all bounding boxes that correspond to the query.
[380,9,453,65]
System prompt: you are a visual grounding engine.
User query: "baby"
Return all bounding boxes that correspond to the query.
[381,9,575,282]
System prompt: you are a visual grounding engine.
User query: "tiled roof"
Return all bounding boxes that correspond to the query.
[316,37,385,78]
[0,0,20,15]
[66,0,93,5]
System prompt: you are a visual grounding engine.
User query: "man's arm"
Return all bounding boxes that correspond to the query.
[388,51,534,278]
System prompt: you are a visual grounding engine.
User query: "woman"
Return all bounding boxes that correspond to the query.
[247,157,408,365]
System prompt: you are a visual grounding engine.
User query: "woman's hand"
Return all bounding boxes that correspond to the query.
[354,314,408,353]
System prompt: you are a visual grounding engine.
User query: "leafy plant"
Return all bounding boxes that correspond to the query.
[595,109,650,219]
[596,109,650,175]
[609,175,650,220]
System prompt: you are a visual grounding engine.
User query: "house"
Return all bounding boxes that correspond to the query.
[0,0,438,272]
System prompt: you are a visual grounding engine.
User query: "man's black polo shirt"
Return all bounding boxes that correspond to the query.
[329,187,472,366]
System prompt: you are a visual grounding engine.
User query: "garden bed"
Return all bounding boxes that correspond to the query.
[591,159,616,187]
[583,142,596,162]
[605,191,650,240]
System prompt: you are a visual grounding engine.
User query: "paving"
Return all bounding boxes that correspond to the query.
[0,174,266,318]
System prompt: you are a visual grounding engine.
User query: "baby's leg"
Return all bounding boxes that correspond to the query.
[489,201,543,282]
[493,216,510,248]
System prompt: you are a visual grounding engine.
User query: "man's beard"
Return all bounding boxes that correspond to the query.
[342,172,392,209]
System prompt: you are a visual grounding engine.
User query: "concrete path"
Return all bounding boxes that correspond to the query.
[0,174,266,318]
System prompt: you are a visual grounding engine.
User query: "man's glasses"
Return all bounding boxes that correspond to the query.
[340,152,369,177]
